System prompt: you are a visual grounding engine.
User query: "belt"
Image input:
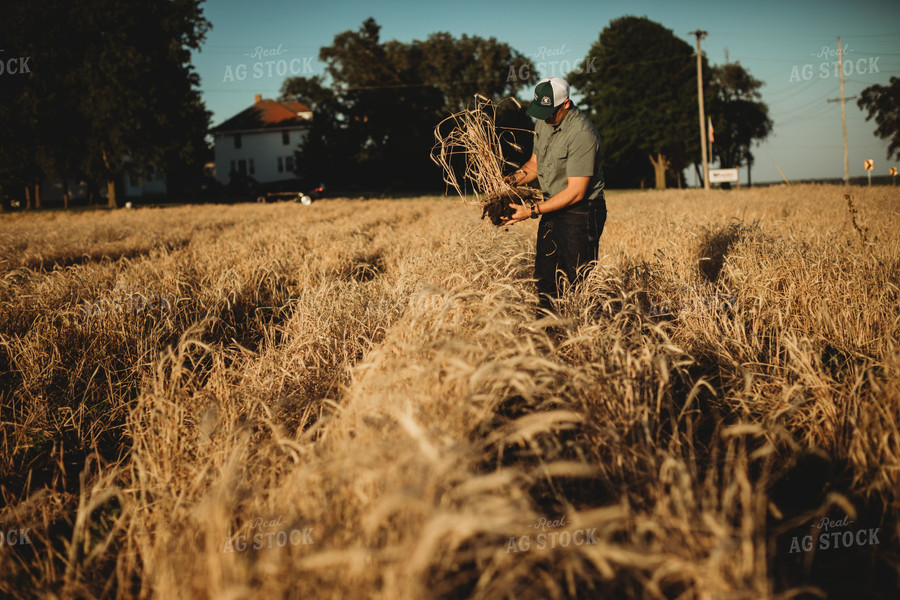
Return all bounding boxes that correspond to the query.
[554,196,605,216]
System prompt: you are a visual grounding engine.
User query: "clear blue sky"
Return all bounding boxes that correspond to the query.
[193,0,900,185]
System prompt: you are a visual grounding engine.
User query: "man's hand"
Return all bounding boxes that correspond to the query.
[502,203,531,224]
[505,155,538,187]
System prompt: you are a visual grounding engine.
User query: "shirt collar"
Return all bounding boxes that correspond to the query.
[552,105,578,133]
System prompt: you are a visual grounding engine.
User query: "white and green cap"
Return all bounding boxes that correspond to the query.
[526,77,569,119]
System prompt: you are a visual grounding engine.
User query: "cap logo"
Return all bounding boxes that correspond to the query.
[539,96,552,106]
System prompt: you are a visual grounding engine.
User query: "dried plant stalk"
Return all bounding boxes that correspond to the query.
[431,95,543,225]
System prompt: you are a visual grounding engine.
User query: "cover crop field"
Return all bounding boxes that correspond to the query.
[0,184,898,599]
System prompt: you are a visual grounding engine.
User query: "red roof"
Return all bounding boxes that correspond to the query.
[211,98,312,133]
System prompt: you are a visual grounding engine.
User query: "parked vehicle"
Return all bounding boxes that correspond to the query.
[256,178,326,205]
[185,173,225,203]
[0,189,25,211]
[226,172,261,201]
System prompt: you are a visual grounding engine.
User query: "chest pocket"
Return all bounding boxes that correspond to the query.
[551,149,568,179]
[552,136,568,161]
[535,136,552,161]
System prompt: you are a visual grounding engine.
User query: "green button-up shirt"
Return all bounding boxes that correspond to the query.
[533,105,605,206]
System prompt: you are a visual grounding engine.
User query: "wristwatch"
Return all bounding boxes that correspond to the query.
[530,205,539,219]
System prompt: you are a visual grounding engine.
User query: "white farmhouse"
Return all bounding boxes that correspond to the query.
[124,164,167,198]
[211,94,312,185]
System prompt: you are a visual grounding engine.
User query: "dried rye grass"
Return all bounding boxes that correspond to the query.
[431,94,542,225]
[1,188,899,599]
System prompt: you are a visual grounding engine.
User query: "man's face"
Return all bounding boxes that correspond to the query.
[544,99,570,127]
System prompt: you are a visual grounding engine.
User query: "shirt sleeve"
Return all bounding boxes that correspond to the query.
[566,131,599,178]
[533,122,544,160]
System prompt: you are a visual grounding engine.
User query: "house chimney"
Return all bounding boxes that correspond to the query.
[254,94,262,103]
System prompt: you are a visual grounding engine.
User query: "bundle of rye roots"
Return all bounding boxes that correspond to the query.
[431,95,542,226]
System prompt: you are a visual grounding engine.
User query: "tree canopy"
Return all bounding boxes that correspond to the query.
[569,16,704,188]
[858,76,900,161]
[569,17,772,188]
[708,62,773,181]
[0,0,211,208]
[280,18,536,190]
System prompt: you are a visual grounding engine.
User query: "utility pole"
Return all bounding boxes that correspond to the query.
[825,37,853,184]
[691,30,710,190]
[838,36,850,184]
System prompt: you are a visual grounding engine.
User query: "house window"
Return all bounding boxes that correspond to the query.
[285,156,295,173]
[282,131,290,145]
[234,134,242,149]
[249,159,255,175]
[238,159,247,175]
[277,157,284,173]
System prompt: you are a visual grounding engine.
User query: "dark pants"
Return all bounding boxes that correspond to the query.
[534,196,607,312]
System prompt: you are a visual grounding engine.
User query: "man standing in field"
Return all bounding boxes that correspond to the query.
[502,76,607,314]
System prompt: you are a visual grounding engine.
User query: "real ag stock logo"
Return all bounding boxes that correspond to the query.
[788,513,880,554]
[507,43,596,82]
[222,515,314,553]
[0,522,32,547]
[223,43,314,82]
[648,284,736,318]
[789,43,880,82]
[80,286,173,321]
[0,50,32,76]
[506,515,597,553]
[364,292,455,320]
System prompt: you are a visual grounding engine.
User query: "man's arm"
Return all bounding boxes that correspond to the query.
[506,154,538,186]
[503,176,590,224]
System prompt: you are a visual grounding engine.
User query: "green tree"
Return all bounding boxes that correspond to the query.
[0,0,80,209]
[708,62,773,185]
[279,75,347,183]
[280,18,535,190]
[77,0,211,207]
[569,16,707,188]
[417,32,535,110]
[0,0,211,209]
[858,76,900,160]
